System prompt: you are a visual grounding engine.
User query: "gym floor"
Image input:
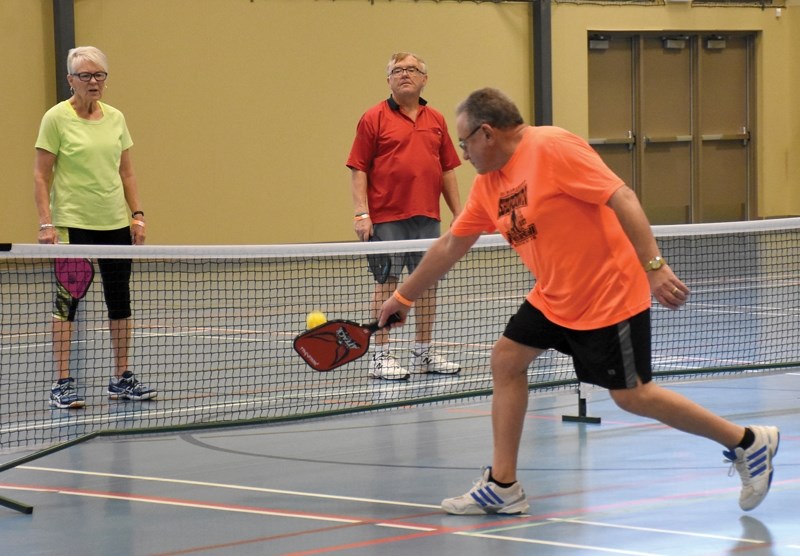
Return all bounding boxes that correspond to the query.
[1,371,797,556]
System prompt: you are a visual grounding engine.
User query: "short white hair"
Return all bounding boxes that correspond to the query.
[67,46,108,74]
[386,52,427,77]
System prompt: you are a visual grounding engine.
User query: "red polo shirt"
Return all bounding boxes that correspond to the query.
[346,96,461,224]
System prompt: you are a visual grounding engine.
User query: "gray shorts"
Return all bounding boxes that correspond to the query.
[368,216,440,283]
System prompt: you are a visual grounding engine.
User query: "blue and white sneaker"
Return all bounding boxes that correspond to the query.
[49,377,85,409]
[108,371,157,401]
[724,425,780,511]
[441,467,529,515]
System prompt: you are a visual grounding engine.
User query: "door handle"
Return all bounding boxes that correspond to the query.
[588,131,635,151]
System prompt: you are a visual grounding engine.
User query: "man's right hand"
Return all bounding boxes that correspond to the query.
[354,215,372,242]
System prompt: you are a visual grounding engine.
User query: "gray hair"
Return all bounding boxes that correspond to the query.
[456,88,525,130]
[386,52,427,77]
[67,46,109,74]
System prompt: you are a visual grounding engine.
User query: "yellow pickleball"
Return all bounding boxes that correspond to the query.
[306,311,327,329]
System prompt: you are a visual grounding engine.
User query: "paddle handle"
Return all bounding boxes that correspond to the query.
[365,312,402,333]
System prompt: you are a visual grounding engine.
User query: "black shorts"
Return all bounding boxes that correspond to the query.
[502,300,652,390]
[54,226,133,321]
[367,216,440,283]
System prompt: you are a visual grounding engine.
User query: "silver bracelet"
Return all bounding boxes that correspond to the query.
[39,223,55,231]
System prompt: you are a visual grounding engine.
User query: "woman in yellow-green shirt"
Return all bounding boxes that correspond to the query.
[34,46,156,409]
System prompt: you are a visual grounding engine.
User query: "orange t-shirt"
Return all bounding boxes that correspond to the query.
[451,126,651,330]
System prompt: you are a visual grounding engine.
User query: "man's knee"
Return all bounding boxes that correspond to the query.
[609,381,654,413]
[491,337,540,378]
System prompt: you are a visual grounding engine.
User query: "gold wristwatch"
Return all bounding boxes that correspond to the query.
[644,255,666,272]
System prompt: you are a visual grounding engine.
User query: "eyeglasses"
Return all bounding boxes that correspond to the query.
[71,71,108,82]
[389,66,425,77]
[458,124,484,151]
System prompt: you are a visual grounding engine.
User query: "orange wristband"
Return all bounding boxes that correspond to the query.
[131,220,146,228]
[392,290,414,307]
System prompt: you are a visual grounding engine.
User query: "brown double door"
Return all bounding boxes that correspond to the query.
[588,33,755,224]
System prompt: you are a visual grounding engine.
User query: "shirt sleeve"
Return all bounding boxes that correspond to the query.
[450,183,496,236]
[120,113,134,151]
[550,130,625,205]
[345,113,377,171]
[439,117,462,172]
[34,107,60,155]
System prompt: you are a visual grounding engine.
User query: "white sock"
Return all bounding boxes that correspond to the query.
[414,343,431,354]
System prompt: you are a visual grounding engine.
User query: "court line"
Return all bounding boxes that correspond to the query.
[546,518,764,544]
[374,523,437,531]
[19,465,800,525]
[7,476,789,555]
[3,482,583,555]
[0,482,361,523]
[7,468,794,554]
[16,465,441,509]
[452,531,662,555]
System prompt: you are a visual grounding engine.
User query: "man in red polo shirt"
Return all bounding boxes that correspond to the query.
[346,52,462,380]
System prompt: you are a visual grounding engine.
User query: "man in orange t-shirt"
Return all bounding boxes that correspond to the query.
[378,88,779,516]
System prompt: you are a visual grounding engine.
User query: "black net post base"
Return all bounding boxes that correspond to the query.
[0,495,33,514]
[0,432,99,514]
[562,385,601,424]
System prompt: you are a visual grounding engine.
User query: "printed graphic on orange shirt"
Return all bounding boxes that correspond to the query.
[498,182,537,246]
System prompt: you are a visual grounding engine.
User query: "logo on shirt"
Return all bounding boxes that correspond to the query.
[498,182,537,246]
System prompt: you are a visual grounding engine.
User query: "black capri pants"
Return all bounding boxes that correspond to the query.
[54,226,133,321]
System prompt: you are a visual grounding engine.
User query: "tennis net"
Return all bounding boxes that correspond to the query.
[2,218,800,452]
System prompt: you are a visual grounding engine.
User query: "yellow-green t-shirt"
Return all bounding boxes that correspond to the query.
[35,100,133,230]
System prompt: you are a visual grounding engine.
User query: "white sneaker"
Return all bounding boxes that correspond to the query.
[368,352,410,381]
[441,467,529,515]
[411,349,461,375]
[724,425,780,511]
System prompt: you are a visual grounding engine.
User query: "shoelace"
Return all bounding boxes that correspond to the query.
[472,467,491,489]
[723,451,750,481]
[118,376,142,393]
[57,382,75,395]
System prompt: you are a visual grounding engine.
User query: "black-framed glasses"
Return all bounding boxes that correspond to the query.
[389,66,425,77]
[71,71,108,82]
[458,124,484,150]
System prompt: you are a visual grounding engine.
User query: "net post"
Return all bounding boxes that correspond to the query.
[0,496,33,514]
[561,384,601,424]
[0,432,99,514]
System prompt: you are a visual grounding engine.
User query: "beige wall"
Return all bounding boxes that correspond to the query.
[3,2,56,242]
[789,0,800,211]
[2,0,797,245]
[3,0,532,244]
